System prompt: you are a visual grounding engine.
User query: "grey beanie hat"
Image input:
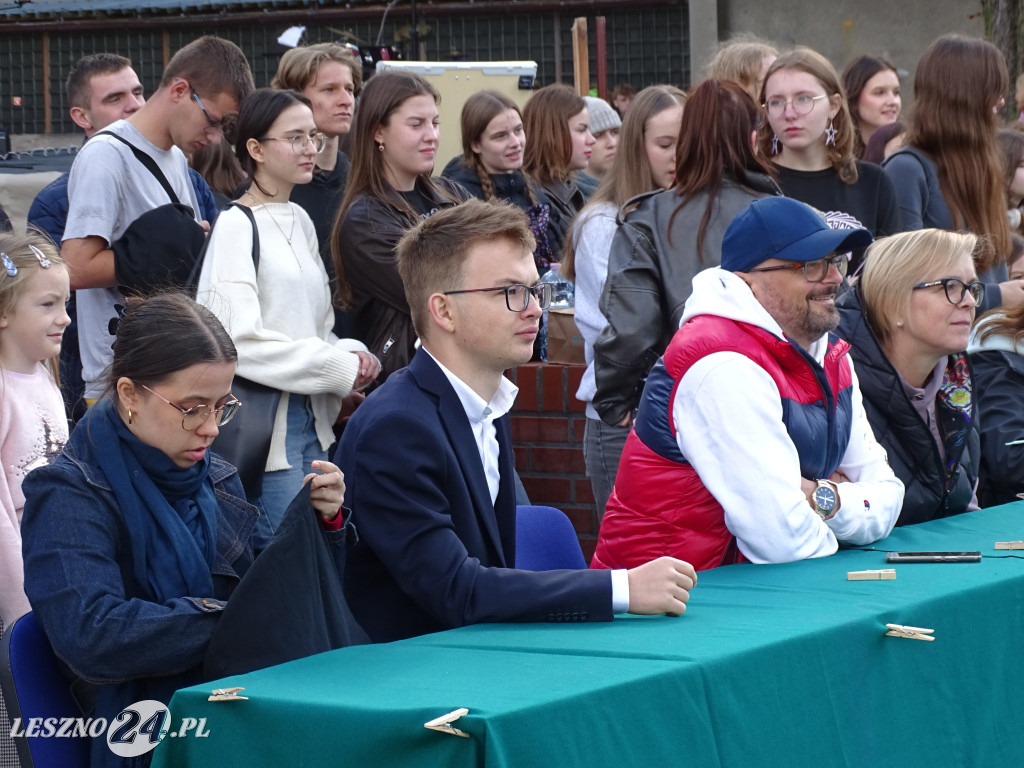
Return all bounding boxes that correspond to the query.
[583,96,621,135]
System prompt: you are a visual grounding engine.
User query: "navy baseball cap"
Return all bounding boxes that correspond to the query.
[721,197,873,273]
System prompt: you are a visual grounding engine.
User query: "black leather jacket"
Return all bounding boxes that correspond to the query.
[836,286,980,525]
[592,172,780,426]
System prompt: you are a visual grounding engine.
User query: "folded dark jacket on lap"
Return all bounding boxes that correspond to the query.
[204,485,368,679]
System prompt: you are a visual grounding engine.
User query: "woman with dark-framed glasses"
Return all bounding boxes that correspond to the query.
[19,293,351,768]
[837,229,982,525]
[196,88,378,533]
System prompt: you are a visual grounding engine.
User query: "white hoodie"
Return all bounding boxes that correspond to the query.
[671,268,905,564]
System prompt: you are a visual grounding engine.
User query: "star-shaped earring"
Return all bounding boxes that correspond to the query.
[824,120,838,147]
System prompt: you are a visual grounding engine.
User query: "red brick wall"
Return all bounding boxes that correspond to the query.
[507,362,597,562]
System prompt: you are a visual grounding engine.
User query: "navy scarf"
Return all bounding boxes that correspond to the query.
[82,399,218,604]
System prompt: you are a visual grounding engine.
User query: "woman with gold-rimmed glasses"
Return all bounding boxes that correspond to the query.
[837,229,982,525]
[20,293,352,768]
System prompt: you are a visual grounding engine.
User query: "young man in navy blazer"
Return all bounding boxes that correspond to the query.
[334,198,697,642]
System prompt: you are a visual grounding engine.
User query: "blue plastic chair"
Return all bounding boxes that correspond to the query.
[0,612,89,768]
[515,505,587,571]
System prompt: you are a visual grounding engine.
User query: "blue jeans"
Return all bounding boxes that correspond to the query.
[256,394,326,538]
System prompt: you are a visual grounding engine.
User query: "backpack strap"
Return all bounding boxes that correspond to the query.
[94,130,181,205]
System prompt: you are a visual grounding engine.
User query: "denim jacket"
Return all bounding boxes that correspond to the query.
[20,437,261,768]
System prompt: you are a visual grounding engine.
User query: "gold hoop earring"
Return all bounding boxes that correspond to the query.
[127,408,133,425]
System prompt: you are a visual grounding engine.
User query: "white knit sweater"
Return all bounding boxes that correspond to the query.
[196,202,366,470]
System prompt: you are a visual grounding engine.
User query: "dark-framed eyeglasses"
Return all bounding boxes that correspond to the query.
[189,86,225,131]
[140,384,242,431]
[746,253,849,283]
[443,283,553,312]
[912,277,985,306]
[260,132,328,154]
[764,93,829,118]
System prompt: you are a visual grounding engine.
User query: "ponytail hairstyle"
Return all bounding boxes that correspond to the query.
[758,47,859,185]
[906,34,1011,272]
[669,79,774,261]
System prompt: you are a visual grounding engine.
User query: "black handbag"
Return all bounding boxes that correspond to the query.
[196,203,281,500]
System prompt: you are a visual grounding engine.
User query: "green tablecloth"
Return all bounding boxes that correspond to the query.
[151,502,1024,768]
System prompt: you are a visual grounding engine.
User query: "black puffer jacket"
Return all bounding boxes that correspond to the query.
[441,156,537,210]
[836,287,980,525]
[966,317,1024,506]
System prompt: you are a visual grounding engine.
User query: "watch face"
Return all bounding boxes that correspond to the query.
[814,485,837,512]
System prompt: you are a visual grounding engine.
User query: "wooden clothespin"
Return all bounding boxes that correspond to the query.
[424,708,470,738]
[995,541,1024,550]
[208,687,249,702]
[884,624,935,642]
[847,569,896,581]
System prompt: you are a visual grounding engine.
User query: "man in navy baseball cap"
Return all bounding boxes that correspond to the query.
[592,196,903,574]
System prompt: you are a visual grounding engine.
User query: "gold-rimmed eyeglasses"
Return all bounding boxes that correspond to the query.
[140,384,242,431]
[259,132,328,154]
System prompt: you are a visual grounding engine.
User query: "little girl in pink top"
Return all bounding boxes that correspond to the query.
[0,232,70,629]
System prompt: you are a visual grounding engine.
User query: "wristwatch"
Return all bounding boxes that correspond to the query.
[812,480,838,521]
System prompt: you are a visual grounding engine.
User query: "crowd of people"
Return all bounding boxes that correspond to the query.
[2,27,1024,766]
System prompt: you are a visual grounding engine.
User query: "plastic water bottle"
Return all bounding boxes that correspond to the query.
[539,263,575,361]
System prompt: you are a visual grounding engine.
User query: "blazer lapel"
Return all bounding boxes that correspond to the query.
[411,351,508,565]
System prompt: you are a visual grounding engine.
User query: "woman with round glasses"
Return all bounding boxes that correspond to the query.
[759,47,901,272]
[837,229,982,525]
[197,88,378,533]
[20,293,350,768]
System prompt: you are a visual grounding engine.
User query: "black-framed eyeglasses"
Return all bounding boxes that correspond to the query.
[747,253,849,283]
[443,283,553,312]
[912,278,985,306]
[260,132,328,154]
[140,384,242,431]
[190,86,225,131]
[764,94,829,118]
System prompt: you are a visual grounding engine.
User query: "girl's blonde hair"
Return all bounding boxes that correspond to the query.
[0,230,65,381]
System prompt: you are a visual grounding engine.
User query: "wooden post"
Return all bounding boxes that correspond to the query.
[162,30,170,69]
[571,17,588,95]
[553,14,562,84]
[595,16,607,99]
[42,32,51,133]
